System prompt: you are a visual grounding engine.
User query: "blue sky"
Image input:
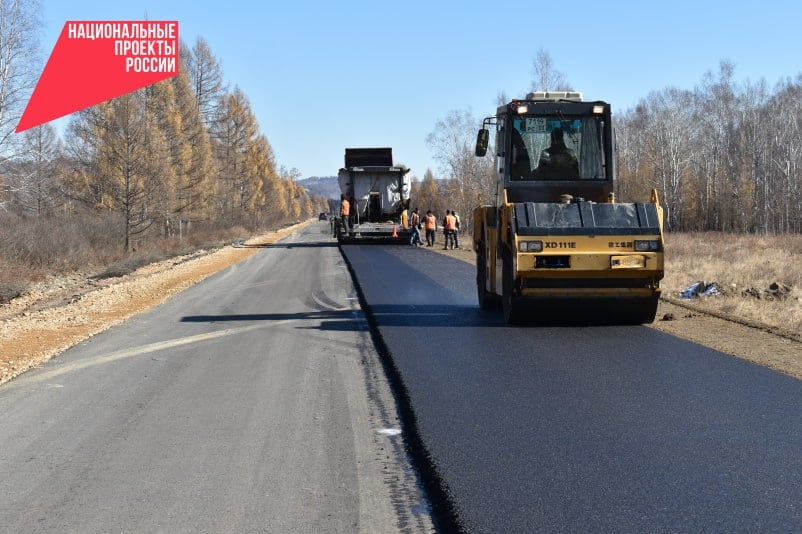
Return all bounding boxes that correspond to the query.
[40,0,802,180]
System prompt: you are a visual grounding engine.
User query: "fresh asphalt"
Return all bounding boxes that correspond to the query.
[342,243,802,533]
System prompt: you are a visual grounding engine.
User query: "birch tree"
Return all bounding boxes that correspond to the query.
[426,108,494,226]
[638,89,695,230]
[531,48,571,92]
[768,79,802,232]
[0,0,41,159]
[7,123,63,215]
[740,78,770,232]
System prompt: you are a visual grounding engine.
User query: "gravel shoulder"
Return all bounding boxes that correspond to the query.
[1,224,800,385]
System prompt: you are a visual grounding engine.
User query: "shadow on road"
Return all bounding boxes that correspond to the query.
[181,310,362,331]
[361,304,506,328]
[181,305,505,331]
[234,242,337,249]
[181,304,636,331]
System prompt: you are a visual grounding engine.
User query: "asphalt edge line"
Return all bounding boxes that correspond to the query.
[338,243,466,534]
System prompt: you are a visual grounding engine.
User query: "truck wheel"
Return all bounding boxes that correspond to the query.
[476,241,499,309]
[502,251,524,324]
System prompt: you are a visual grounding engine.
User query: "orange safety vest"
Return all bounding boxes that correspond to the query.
[424,214,436,230]
[410,212,419,227]
[340,199,350,216]
[445,214,457,231]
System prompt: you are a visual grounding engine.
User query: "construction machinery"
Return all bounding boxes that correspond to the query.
[473,91,664,324]
[334,147,411,243]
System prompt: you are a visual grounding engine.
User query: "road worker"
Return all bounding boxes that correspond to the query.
[424,210,437,247]
[339,194,350,231]
[452,210,461,249]
[443,210,457,250]
[409,208,423,246]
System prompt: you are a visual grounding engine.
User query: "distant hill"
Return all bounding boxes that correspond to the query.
[297,176,339,199]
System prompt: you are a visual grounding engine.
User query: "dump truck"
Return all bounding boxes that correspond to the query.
[334,147,412,242]
[473,91,664,324]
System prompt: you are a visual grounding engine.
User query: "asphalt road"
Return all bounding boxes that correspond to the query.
[0,224,433,533]
[342,243,802,533]
[4,224,800,533]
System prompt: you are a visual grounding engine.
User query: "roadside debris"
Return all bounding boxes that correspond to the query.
[680,281,720,299]
[681,280,794,301]
[743,282,794,301]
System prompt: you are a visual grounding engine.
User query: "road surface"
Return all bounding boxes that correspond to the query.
[342,243,802,533]
[4,223,800,533]
[0,225,433,533]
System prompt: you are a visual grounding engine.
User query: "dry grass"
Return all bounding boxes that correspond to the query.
[662,232,802,333]
[0,211,261,304]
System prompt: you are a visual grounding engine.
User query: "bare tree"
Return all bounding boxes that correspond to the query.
[426,109,496,231]
[0,0,41,160]
[615,61,802,234]
[181,37,225,129]
[695,60,741,231]
[4,123,63,215]
[638,88,695,231]
[615,106,652,204]
[768,79,802,232]
[740,78,770,233]
[531,48,570,92]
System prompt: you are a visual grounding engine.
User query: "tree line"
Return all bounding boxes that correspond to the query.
[0,2,327,258]
[423,53,802,235]
[616,61,802,233]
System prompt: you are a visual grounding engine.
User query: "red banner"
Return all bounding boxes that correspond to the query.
[16,21,179,132]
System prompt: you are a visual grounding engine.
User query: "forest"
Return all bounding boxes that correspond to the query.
[1,36,329,252]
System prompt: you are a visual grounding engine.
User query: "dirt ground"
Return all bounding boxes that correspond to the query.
[1,223,800,386]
